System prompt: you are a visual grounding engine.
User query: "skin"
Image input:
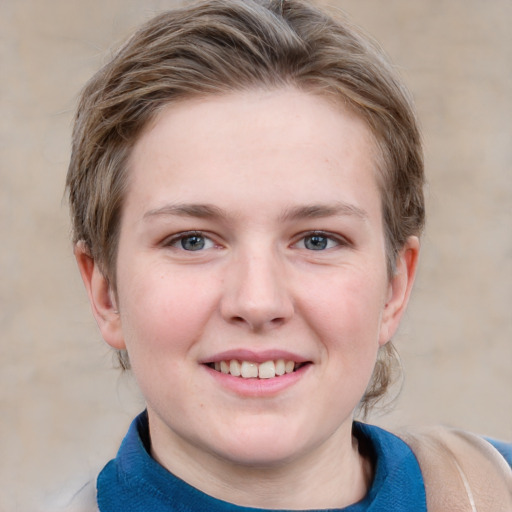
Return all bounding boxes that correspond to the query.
[76,88,419,509]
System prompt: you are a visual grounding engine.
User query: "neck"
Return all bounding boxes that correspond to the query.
[150,421,373,510]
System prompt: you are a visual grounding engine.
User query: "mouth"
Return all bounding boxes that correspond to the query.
[205,359,310,379]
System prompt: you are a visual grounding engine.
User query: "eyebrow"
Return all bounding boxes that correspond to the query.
[278,202,368,222]
[143,203,227,221]
[143,201,368,222]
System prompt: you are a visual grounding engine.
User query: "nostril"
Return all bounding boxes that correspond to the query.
[229,315,287,330]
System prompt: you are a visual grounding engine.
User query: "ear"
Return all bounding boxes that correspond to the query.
[74,242,126,350]
[379,236,420,346]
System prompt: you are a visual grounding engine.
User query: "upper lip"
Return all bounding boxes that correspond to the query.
[199,349,310,364]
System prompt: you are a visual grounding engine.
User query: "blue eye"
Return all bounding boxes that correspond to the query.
[169,232,215,251]
[298,233,340,251]
[304,234,329,250]
[181,234,206,251]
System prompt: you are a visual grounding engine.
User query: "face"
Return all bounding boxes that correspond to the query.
[78,88,417,478]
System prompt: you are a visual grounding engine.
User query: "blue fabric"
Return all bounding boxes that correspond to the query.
[97,411,427,511]
[486,437,512,468]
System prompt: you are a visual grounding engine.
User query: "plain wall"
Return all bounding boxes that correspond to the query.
[1,0,511,510]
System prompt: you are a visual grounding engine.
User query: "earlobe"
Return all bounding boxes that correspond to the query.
[379,236,420,346]
[74,242,126,350]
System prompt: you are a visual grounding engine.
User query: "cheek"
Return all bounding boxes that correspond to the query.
[299,267,387,341]
[117,265,221,357]
[297,267,388,393]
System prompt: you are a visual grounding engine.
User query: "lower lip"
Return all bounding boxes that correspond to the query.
[203,364,311,397]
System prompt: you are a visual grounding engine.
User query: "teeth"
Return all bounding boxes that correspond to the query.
[258,361,276,379]
[211,359,302,379]
[275,359,285,376]
[285,360,295,374]
[229,359,241,377]
[240,361,258,378]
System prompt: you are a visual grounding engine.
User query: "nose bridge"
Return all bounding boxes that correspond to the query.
[221,242,293,330]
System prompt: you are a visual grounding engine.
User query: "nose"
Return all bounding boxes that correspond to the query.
[220,247,294,332]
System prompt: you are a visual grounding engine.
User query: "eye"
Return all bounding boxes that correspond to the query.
[167,232,216,251]
[295,232,343,251]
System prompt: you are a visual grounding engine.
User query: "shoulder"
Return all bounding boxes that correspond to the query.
[353,422,428,510]
[486,437,512,468]
[70,480,99,512]
[53,479,98,512]
[395,426,512,511]
[397,425,512,470]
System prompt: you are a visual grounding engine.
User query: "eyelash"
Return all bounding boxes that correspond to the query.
[163,230,348,252]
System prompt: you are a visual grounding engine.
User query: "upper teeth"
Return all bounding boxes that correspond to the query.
[214,359,296,379]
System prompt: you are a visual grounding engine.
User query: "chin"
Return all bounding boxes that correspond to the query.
[210,422,310,468]
[219,443,301,468]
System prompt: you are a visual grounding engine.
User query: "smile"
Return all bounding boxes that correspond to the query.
[206,359,308,379]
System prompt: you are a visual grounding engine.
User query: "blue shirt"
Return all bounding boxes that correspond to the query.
[96,411,511,511]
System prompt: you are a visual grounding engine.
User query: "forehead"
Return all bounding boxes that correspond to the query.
[125,88,382,220]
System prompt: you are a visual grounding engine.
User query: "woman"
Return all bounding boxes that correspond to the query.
[66,1,512,510]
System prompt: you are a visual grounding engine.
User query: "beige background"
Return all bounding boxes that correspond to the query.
[1,0,511,510]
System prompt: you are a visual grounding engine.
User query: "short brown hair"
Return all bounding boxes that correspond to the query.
[67,0,425,412]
